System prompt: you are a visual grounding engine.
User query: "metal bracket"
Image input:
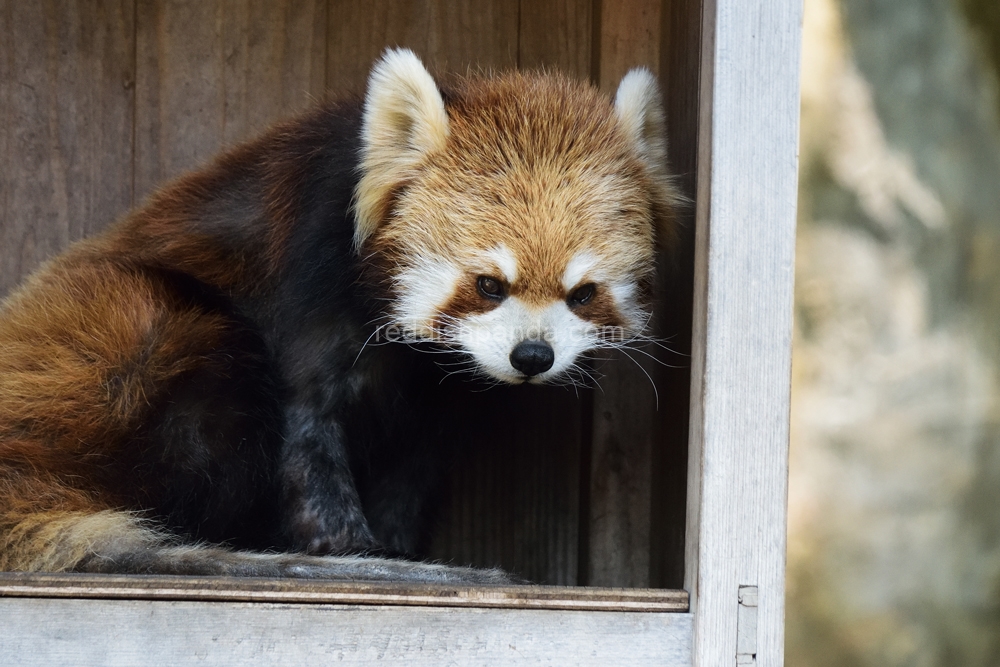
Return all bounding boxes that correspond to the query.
[737,586,758,665]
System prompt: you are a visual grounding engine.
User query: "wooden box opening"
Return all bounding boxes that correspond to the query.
[2,0,802,662]
[0,0,703,601]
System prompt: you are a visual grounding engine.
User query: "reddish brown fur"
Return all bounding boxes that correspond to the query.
[0,241,230,568]
[0,106,325,570]
[365,71,664,334]
[0,101,352,496]
[437,277,502,324]
[564,286,627,331]
[0,60,675,573]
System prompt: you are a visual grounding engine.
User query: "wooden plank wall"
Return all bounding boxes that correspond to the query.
[0,0,697,588]
[0,1,135,297]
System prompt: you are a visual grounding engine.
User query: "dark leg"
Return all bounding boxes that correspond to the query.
[279,405,377,554]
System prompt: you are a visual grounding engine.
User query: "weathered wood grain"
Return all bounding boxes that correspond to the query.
[326,0,520,94]
[650,0,704,591]
[1,598,693,667]
[517,0,593,78]
[0,572,688,612]
[593,0,661,93]
[584,0,666,589]
[685,0,801,665]
[427,385,584,586]
[0,0,134,297]
[585,354,656,587]
[134,0,225,201]
[134,0,327,202]
[220,0,328,143]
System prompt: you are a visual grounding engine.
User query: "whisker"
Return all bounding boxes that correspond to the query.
[611,344,686,369]
[615,347,659,409]
[351,322,390,367]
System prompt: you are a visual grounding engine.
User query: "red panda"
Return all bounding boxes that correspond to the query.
[0,49,677,582]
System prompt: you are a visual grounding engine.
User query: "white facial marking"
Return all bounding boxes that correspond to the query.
[482,245,518,283]
[453,297,600,384]
[609,280,645,330]
[392,256,462,338]
[393,252,650,385]
[609,281,635,303]
[561,251,602,292]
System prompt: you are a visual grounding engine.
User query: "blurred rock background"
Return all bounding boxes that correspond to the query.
[787,0,1000,664]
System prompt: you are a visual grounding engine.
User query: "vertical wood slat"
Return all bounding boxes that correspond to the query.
[134,0,327,202]
[584,0,664,589]
[650,0,704,591]
[592,0,662,93]
[326,0,520,94]
[0,0,134,297]
[685,0,801,665]
[134,1,223,201]
[518,0,593,79]
[427,386,584,586]
[220,0,327,144]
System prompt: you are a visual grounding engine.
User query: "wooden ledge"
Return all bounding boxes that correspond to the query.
[0,572,688,612]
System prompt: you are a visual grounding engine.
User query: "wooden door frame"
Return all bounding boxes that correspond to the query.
[685,0,801,664]
[0,0,801,664]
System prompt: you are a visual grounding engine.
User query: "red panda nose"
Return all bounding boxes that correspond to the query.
[509,340,555,377]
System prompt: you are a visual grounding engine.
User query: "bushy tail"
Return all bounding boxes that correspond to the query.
[1,508,161,572]
[1,502,511,584]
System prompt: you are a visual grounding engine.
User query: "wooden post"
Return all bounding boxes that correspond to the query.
[685,0,801,665]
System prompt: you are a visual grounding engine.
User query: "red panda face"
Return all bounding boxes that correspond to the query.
[356,50,678,384]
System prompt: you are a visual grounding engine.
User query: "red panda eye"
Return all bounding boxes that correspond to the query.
[477,276,505,300]
[568,283,596,306]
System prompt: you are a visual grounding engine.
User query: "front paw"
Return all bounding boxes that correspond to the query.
[287,507,378,555]
[303,530,378,555]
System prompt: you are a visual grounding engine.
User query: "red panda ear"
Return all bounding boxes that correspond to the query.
[355,48,450,250]
[614,69,682,234]
[615,68,669,176]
